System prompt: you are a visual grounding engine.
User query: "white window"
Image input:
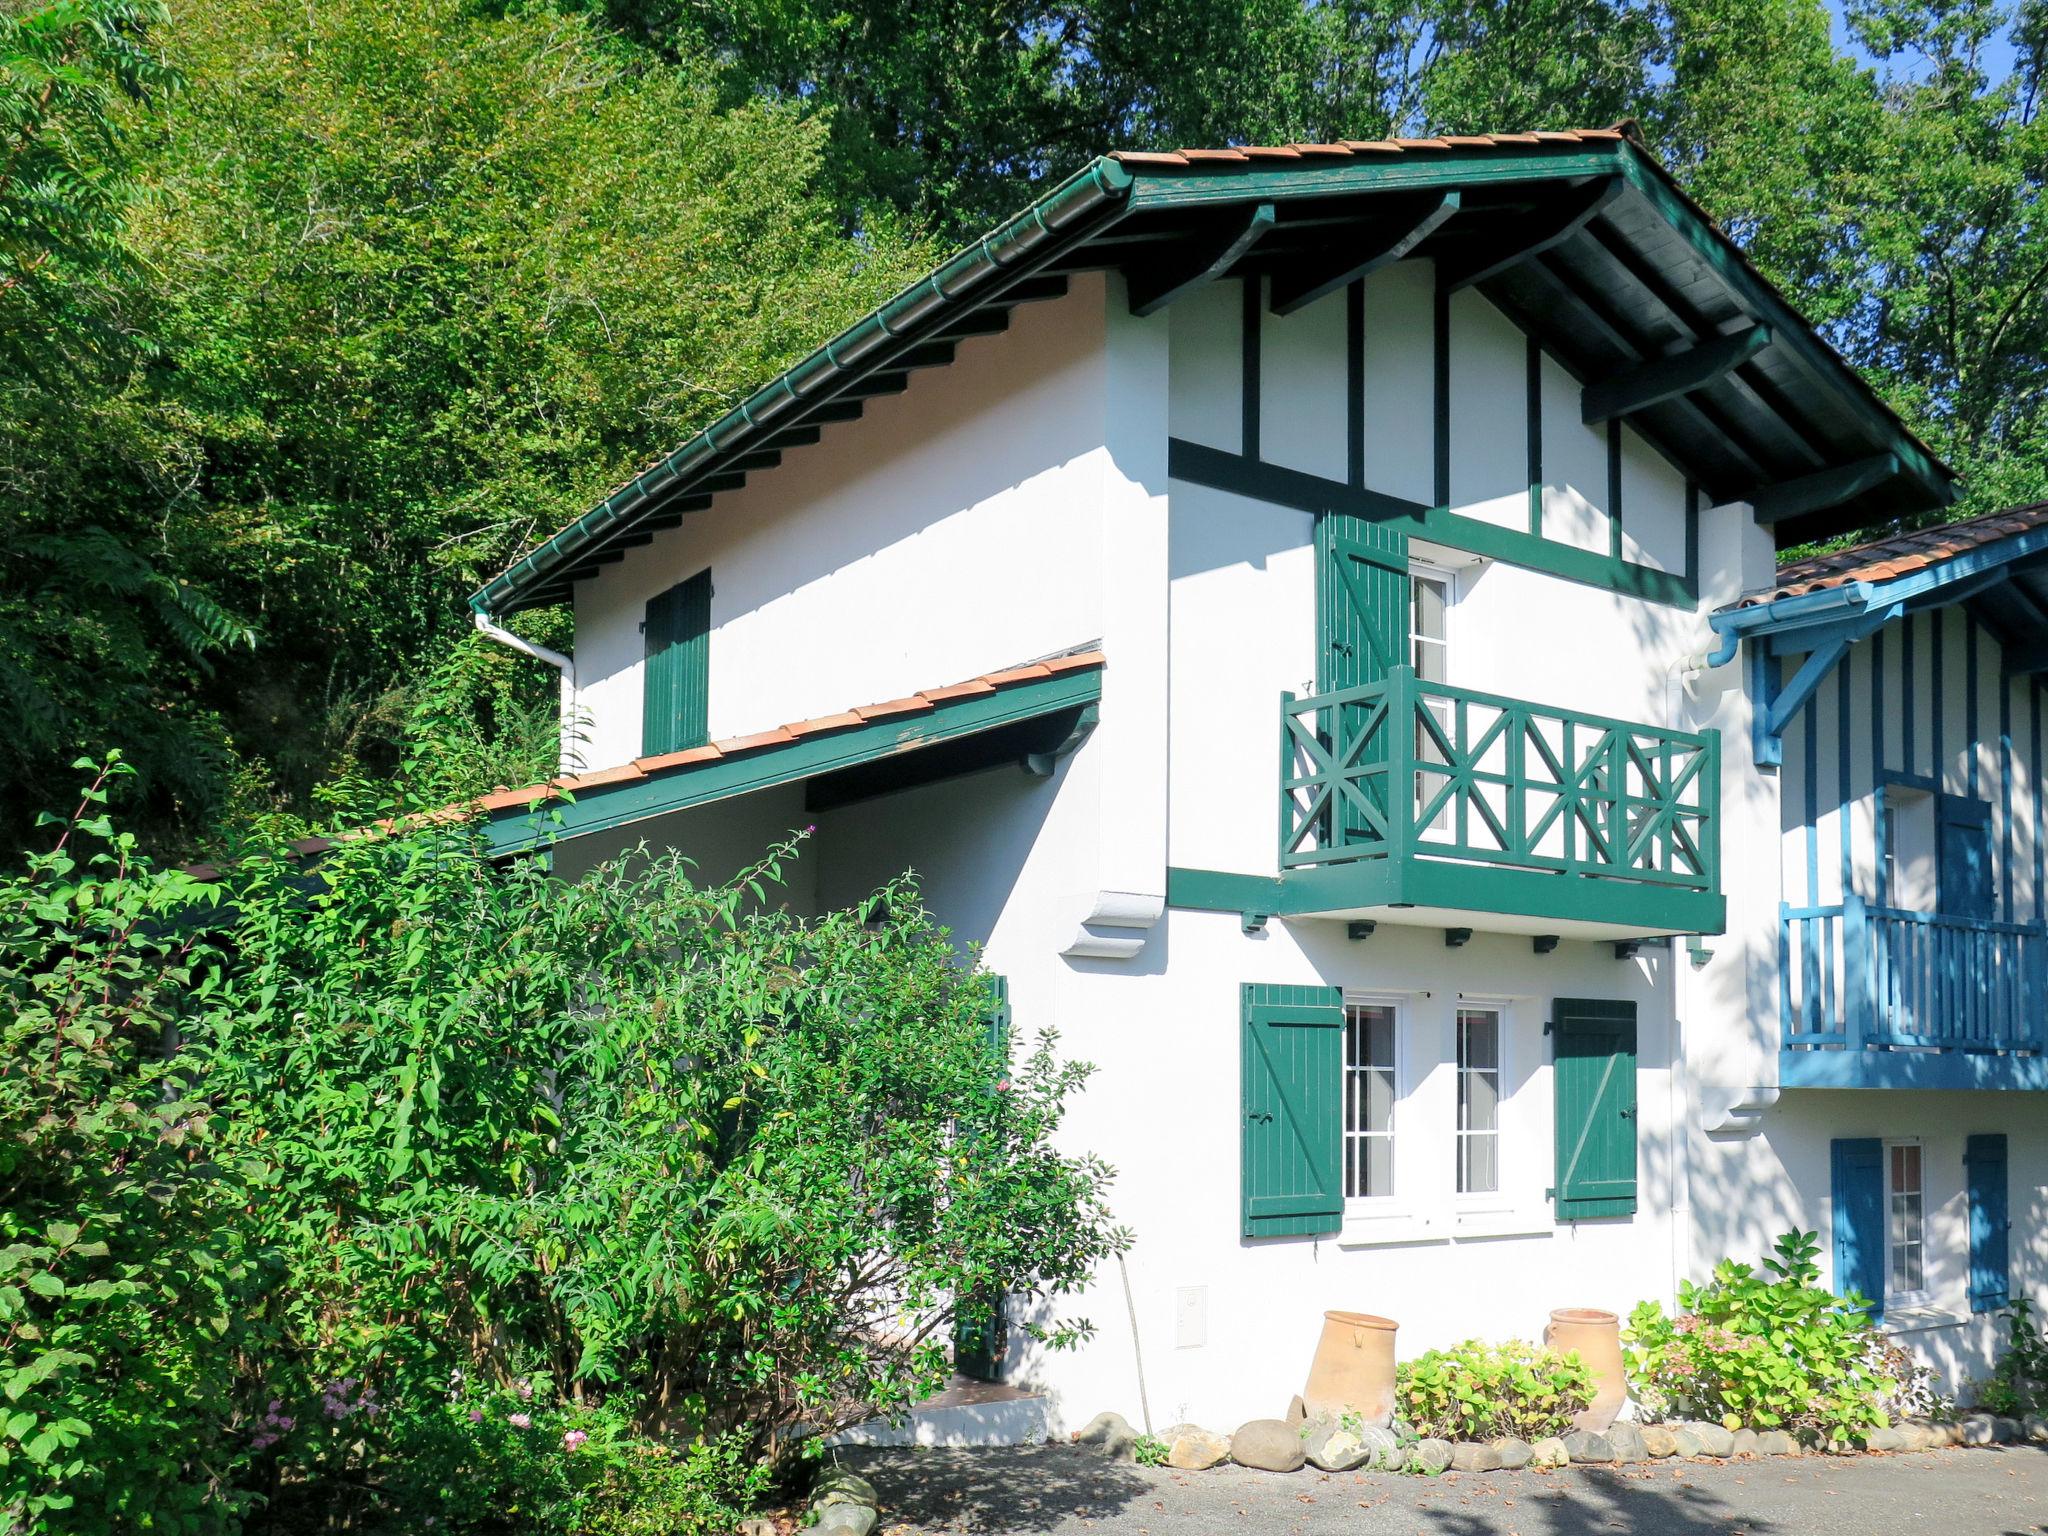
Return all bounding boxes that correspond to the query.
[1456,1008,1502,1195]
[1880,804,1899,903]
[1343,1003,1397,1200]
[1886,1140,1928,1307]
[1410,568,1450,684]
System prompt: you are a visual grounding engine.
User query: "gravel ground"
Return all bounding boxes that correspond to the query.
[837,1441,2048,1535]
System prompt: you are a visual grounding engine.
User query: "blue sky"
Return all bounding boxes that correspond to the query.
[1824,0,2022,80]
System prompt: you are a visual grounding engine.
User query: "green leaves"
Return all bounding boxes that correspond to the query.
[1395,1339,1596,1443]
[1625,1228,1893,1443]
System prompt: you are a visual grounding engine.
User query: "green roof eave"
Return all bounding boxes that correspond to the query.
[470,155,1138,618]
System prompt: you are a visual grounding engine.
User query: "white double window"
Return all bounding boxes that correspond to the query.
[1340,998,1512,1212]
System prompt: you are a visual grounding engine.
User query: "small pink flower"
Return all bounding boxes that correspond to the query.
[995,1080,1011,1092]
[469,1408,484,1423]
[508,1413,531,1429]
[562,1429,588,1452]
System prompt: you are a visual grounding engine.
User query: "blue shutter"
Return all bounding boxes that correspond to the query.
[1831,1137,1884,1319]
[1241,982,1344,1238]
[641,569,711,756]
[1552,998,1638,1220]
[1966,1133,2010,1314]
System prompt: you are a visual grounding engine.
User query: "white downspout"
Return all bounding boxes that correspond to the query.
[1664,646,1710,1307]
[473,609,578,774]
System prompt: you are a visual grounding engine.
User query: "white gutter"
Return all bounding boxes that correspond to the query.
[473,610,578,774]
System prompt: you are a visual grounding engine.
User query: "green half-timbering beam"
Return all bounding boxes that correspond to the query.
[1581,325,1774,424]
[1267,191,1460,316]
[1127,201,1276,317]
[1442,176,1624,292]
[1751,453,1900,525]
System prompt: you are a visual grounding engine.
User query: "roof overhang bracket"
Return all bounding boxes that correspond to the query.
[1581,325,1773,425]
[1443,175,1625,293]
[1267,190,1461,316]
[1022,702,1100,777]
[1750,453,1900,526]
[1751,617,1889,766]
[1127,201,1277,317]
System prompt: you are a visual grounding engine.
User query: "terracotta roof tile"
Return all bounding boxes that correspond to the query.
[1739,502,2048,607]
[852,696,936,722]
[477,785,559,812]
[783,710,867,738]
[634,743,725,773]
[916,680,999,703]
[979,662,1053,686]
[713,726,799,754]
[558,762,647,792]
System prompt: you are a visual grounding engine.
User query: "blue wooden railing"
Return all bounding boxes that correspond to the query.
[1279,666,1720,891]
[1782,898,2048,1054]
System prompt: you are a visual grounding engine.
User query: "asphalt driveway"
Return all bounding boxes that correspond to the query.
[841,1441,2048,1535]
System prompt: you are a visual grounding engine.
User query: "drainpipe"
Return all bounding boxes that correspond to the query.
[473,608,577,774]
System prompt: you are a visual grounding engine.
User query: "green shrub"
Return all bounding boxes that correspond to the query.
[0,756,264,1532]
[1393,1339,1595,1442]
[1625,1230,1892,1442]
[1974,1298,2047,1416]
[1131,1434,1169,1467]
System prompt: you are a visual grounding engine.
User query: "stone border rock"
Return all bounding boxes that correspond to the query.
[809,1467,881,1535]
[1064,1404,2047,1488]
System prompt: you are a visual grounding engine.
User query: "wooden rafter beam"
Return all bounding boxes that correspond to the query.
[1750,453,1900,525]
[1126,201,1276,317]
[1442,176,1625,293]
[1582,325,1774,425]
[1267,191,1460,316]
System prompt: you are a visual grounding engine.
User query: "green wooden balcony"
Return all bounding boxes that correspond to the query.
[1275,667,1724,936]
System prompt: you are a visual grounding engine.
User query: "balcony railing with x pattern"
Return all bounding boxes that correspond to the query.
[1279,666,1720,893]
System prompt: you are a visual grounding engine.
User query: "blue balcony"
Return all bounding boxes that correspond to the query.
[1781,897,2048,1089]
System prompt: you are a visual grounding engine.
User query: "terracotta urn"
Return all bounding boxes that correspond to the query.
[1302,1310,1398,1427]
[1546,1307,1626,1432]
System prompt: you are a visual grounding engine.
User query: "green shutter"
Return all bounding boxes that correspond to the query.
[955,974,1012,1381]
[1552,998,1638,1221]
[1316,512,1409,694]
[1241,982,1344,1238]
[641,568,711,756]
[1966,1133,2010,1315]
[1831,1137,1884,1318]
[1316,514,1408,844]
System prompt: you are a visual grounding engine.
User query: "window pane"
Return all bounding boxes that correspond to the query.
[1458,1011,1499,1072]
[1413,576,1447,645]
[1460,1134,1498,1195]
[1887,1144,1925,1297]
[1462,1067,1499,1131]
[1344,1005,1396,1200]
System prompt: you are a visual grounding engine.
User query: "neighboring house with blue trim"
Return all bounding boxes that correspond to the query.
[464,125,2034,1431]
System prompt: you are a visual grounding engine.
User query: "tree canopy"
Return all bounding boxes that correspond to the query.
[2,0,2044,849]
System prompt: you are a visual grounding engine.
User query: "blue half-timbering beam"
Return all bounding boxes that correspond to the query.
[1268,191,1460,316]
[1757,636,1850,768]
[1582,325,1773,425]
[1127,201,1276,316]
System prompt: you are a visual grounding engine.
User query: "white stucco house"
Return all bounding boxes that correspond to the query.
[465,125,2042,1433]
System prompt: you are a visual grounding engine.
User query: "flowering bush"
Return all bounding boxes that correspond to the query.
[1862,1335,1955,1423]
[1394,1339,1595,1442]
[1625,1230,1893,1443]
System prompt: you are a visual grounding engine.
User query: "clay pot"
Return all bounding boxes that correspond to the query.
[1546,1307,1626,1432]
[1302,1311,1398,1427]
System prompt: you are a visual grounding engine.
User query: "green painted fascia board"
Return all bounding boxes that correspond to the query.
[1167,859,1724,934]
[471,157,1138,616]
[485,666,1103,855]
[1124,148,1627,210]
[1780,1048,2048,1092]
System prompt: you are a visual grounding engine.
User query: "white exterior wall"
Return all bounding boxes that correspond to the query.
[570,280,1116,770]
